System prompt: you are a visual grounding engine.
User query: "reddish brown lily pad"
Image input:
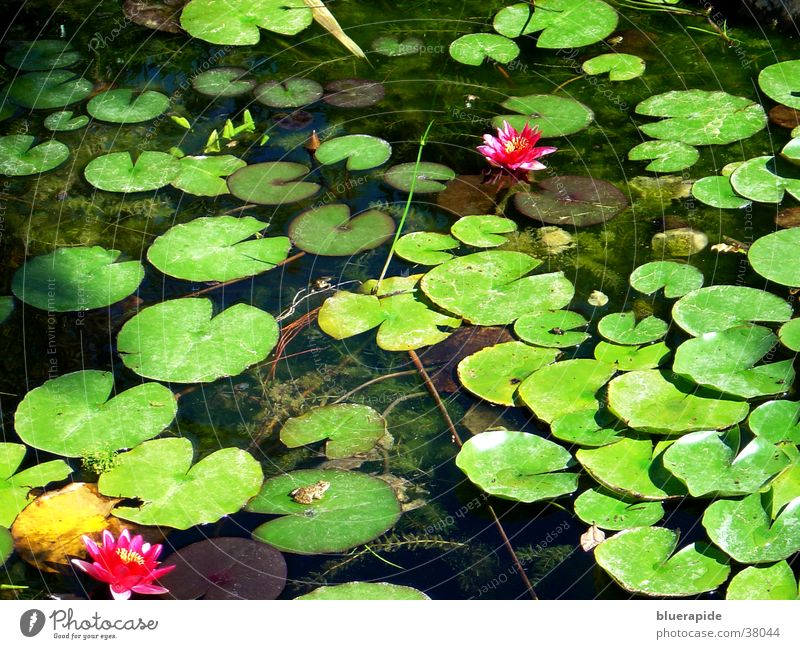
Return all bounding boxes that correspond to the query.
[323,79,384,108]
[436,174,503,217]
[776,207,800,229]
[123,0,187,33]
[769,105,800,129]
[514,175,628,227]
[272,110,314,130]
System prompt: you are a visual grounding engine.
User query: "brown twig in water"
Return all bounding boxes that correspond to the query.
[268,306,321,379]
[332,370,420,404]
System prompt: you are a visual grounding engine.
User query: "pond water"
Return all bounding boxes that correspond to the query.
[1,0,799,601]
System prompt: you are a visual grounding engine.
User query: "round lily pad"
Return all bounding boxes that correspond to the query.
[298,582,429,600]
[192,67,256,97]
[730,156,800,203]
[455,430,578,503]
[574,488,664,531]
[691,175,751,209]
[12,246,144,312]
[514,176,628,227]
[99,437,263,530]
[450,215,516,248]
[549,409,624,447]
[635,90,766,145]
[7,70,94,109]
[280,403,386,459]
[749,228,800,287]
[5,40,81,71]
[394,232,459,265]
[227,161,320,205]
[779,319,800,351]
[254,78,324,108]
[597,312,668,345]
[759,60,800,110]
[726,561,799,600]
[147,216,290,282]
[87,89,170,123]
[117,298,279,383]
[84,151,181,193]
[315,134,392,171]
[781,136,800,164]
[0,135,69,176]
[607,370,749,434]
[457,341,558,405]
[323,79,384,108]
[595,527,730,597]
[171,155,246,197]
[582,53,645,81]
[0,297,13,324]
[629,261,704,298]
[372,35,425,57]
[492,94,594,138]
[384,162,456,193]
[44,110,89,132]
[14,370,177,457]
[449,33,519,66]
[628,140,699,173]
[514,309,589,348]
[123,0,185,33]
[420,250,574,326]
[672,286,792,336]
[748,400,800,445]
[248,469,401,554]
[288,204,395,256]
[593,341,670,371]
[180,0,312,45]
[157,538,287,600]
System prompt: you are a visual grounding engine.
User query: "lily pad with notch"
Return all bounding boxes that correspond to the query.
[394,232,459,265]
[492,95,594,138]
[84,151,181,193]
[7,70,94,109]
[514,309,589,348]
[727,561,799,600]
[171,155,246,197]
[594,341,671,371]
[86,89,170,124]
[44,110,89,132]
[550,409,625,447]
[288,204,395,256]
[691,175,751,209]
[758,60,800,110]
[5,40,81,71]
[227,161,320,205]
[450,215,516,248]
[315,134,392,171]
[254,78,324,108]
[629,261,704,298]
[749,400,800,445]
[582,53,645,81]
[628,140,699,173]
[0,135,69,176]
[384,162,456,193]
[322,79,384,108]
[574,487,664,531]
[192,68,256,97]
[449,33,519,66]
[597,312,668,345]
[730,156,800,203]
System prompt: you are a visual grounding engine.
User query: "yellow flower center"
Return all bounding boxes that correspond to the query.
[503,136,529,153]
[116,548,145,566]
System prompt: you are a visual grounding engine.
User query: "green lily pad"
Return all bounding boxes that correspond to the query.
[457,341,558,405]
[691,175,752,209]
[280,403,386,459]
[779,319,800,352]
[673,325,794,399]
[371,35,425,57]
[749,228,800,286]
[0,526,10,565]
[771,460,800,520]
[449,33,519,66]
[5,40,81,71]
[730,155,800,203]
[384,162,455,193]
[192,67,256,97]
[0,135,69,176]
[781,136,800,164]
[663,429,789,498]
[99,437,263,530]
[727,562,799,600]
[595,527,730,597]
[254,79,324,108]
[147,216,290,282]
[227,161,320,205]
[12,246,144,312]
[493,0,618,49]
[14,370,177,458]
[672,285,792,336]
[635,90,766,145]
[288,204,395,256]
[574,488,664,530]
[86,89,170,124]
[514,310,589,348]
[582,53,645,81]
[549,409,625,447]
[297,582,429,600]
[577,437,685,500]
[758,60,800,110]
[180,0,312,45]
[394,232,459,265]
[628,140,699,173]
[117,298,279,383]
[607,370,749,434]
[6,70,93,109]
[0,297,13,324]
[518,359,616,424]
[597,312,668,345]
[315,135,392,171]
[318,275,460,351]
[450,215,516,248]
[493,95,594,138]
[171,155,246,197]
[593,341,671,371]
[703,492,800,564]
[84,151,181,192]
[749,400,800,445]
[455,430,578,503]
[420,250,574,326]
[44,110,89,132]
[0,443,71,528]
[248,469,401,554]
[629,261,704,298]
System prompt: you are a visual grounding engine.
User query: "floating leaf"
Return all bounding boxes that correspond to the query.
[727,561,799,600]
[87,89,170,123]
[493,95,594,138]
[549,409,625,447]
[449,33,519,66]
[594,341,670,371]
[691,175,751,209]
[771,461,800,520]
[582,53,645,81]
[315,134,392,171]
[629,261,704,298]
[749,228,800,287]
[514,309,589,348]
[450,215,516,248]
[0,527,10,565]
[297,582,429,600]
[122,0,186,33]
[117,298,279,383]
[192,67,256,97]
[455,430,578,503]
[436,174,503,216]
[0,135,69,176]
[749,400,800,445]
[597,312,668,345]
[759,60,800,110]
[99,438,263,529]
[394,232,459,265]
[44,110,89,132]
[580,524,605,551]
[607,370,749,434]
[280,403,387,459]
[0,297,13,324]
[84,151,181,192]
[574,488,664,530]
[372,35,424,57]
[5,40,81,71]
[248,469,401,554]
[227,161,320,205]
[12,246,144,312]
[384,162,456,193]
[288,204,395,256]
[779,319,800,351]
[254,78,324,108]
[730,156,800,203]
[171,155,246,196]
[420,250,574,326]
[7,70,93,109]
[628,140,699,173]
[323,78,384,108]
[147,216,290,282]
[181,0,312,45]
[595,527,730,597]
[14,370,177,458]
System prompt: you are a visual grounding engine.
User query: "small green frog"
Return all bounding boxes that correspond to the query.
[290,480,331,504]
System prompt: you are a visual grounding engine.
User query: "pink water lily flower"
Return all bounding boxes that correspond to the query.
[72,529,176,600]
[478,120,557,180]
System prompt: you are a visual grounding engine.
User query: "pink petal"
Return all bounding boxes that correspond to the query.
[101,529,116,550]
[131,584,170,595]
[81,536,102,561]
[110,586,132,600]
[150,564,177,580]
